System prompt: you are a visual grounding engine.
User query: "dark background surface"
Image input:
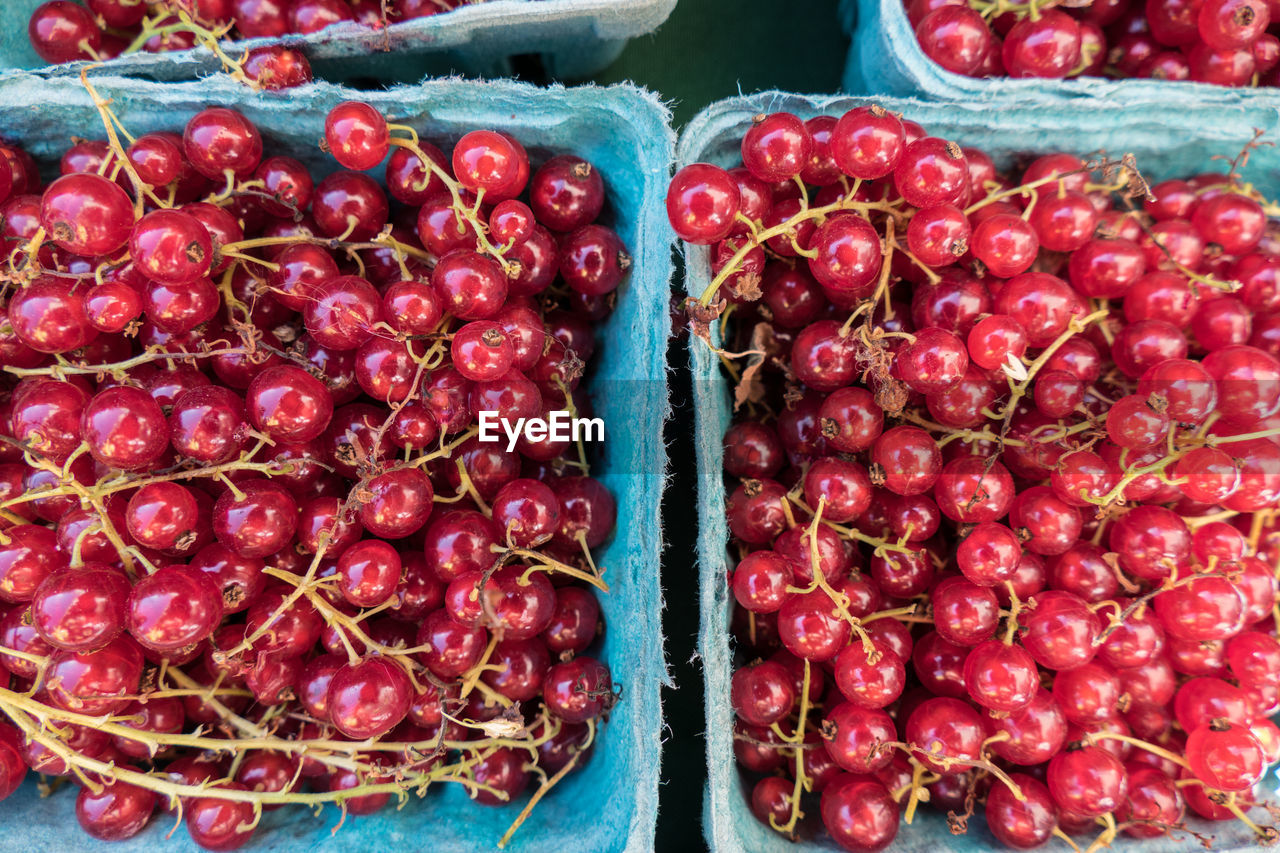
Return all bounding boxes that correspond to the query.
[578,4,849,849]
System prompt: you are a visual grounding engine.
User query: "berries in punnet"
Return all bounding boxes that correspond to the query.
[677,105,1280,852]
[907,0,1279,86]
[0,92,623,848]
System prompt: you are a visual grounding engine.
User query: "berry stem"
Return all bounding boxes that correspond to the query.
[964,163,1109,216]
[120,12,254,87]
[1083,813,1118,853]
[769,658,811,837]
[79,69,166,216]
[882,739,1027,801]
[1205,425,1280,445]
[496,719,595,848]
[901,411,1028,448]
[859,604,921,625]
[0,345,253,378]
[901,758,928,824]
[1223,794,1278,840]
[1086,731,1191,769]
[511,548,610,592]
[1052,827,1083,853]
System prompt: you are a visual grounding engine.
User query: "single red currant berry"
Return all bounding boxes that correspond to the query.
[543,656,613,723]
[1106,394,1170,449]
[906,203,971,267]
[987,775,1058,850]
[29,1,102,63]
[830,106,906,180]
[81,386,170,471]
[741,112,813,183]
[971,213,1039,277]
[32,565,130,652]
[870,426,943,496]
[130,209,213,286]
[916,6,993,75]
[820,774,899,853]
[303,275,384,350]
[730,660,796,725]
[185,783,257,850]
[894,137,968,208]
[246,364,335,443]
[326,656,412,739]
[1003,10,1083,77]
[76,777,156,841]
[324,101,390,171]
[964,639,1039,712]
[957,521,1022,586]
[40,173,134,256]
[127,565,223,653]
[529,155,605,232]
[667,163,741,245]
[1185,722,1265,792]
[183,108,263,180]
[895,327,969,394]
[933,456,1015,523]
[431,249,508,321]
[356,467,434,539]
[212,479,298,559]
[126,481,199,551]
[560,224,630,296]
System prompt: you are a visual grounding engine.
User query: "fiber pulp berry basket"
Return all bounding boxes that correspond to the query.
[681,90,1280,853]
[0,0,678,83]
[838,0,1280,105]
[0,70,672,852]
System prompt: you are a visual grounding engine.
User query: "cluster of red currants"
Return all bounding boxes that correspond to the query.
[27,0,478,86]
[909,0,1279,86]
[0,81,626,849]
[669,107,1280,851]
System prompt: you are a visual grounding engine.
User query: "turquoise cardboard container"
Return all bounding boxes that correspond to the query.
[681,90,1280,853]
[840,0,1280,105]
[0,71,674,852]
[0,0,678,82]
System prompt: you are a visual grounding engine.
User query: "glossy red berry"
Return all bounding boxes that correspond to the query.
[821,774,899,852]
[185,783,257,851]
[127,565,223,652]
[8,279,96,354]
[130,209,213,285]
[32,565,130,652]
[327,657,412,739]
[40,173,133,256]
[543,656,613,723]
[731,660,796,725]
[246,364,334,443]
[212,479,298,559]
[1185,722,1265,793]
[82,386,170,471]
[529,155,605,232]
[667,164,741,244]
[29,1,102,62]
[916,6,993,75]
[183,108,263,180]
[987,775,1057,850]
[1047,746,1128,817]
[325,101,390,171]
[741,112,812,183]
[76,777,156,841]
